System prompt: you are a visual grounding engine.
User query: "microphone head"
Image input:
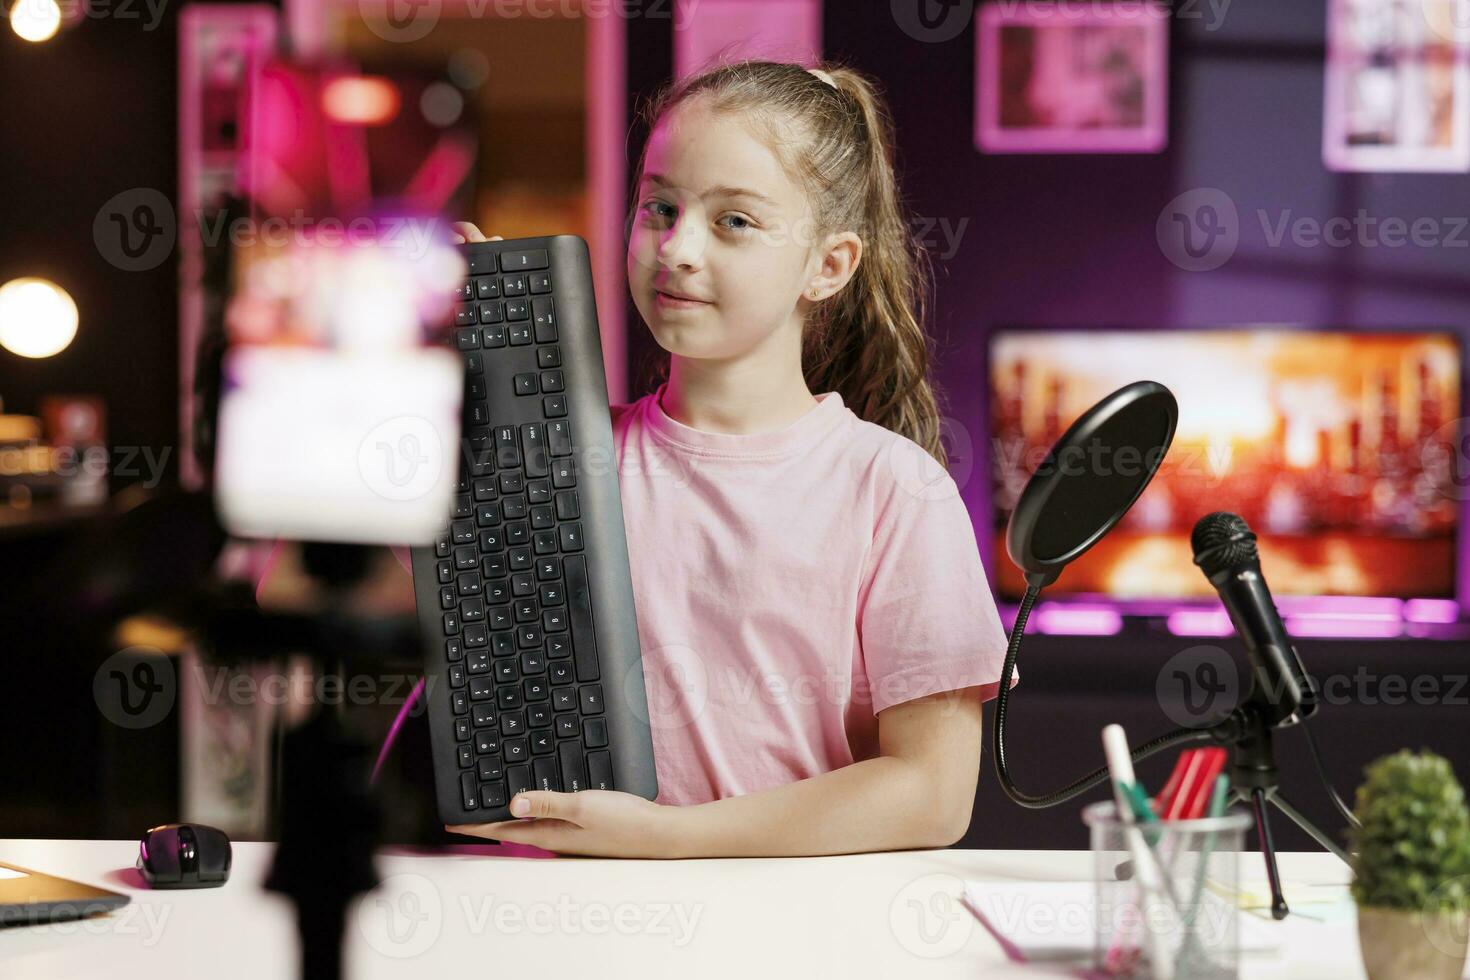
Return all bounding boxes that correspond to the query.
[1192,511,1258,575]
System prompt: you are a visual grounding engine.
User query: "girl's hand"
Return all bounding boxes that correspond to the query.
[446,790,690,858]
[449,222,502,244]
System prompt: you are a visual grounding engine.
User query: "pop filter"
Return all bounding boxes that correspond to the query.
[1005,380,1178,590]
[994,380,1202,810]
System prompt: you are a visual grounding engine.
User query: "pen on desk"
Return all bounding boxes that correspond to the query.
[1102,724,1177,980]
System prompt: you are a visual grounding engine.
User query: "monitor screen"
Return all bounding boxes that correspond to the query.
[988,329,1462,602]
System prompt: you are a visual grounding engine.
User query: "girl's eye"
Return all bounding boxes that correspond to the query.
[718,213,753,232]
[640,200,676,221]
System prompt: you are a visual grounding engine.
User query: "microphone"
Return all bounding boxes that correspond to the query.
[1191,512,1316,726]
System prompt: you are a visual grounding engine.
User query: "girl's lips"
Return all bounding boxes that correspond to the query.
[655,290,712,310]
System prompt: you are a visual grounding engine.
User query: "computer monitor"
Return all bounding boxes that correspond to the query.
[987,328,1463,609]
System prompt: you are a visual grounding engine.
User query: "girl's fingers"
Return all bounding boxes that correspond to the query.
[449,221,488,243]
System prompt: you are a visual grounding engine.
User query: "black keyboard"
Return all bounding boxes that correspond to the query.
[411,234,658,824]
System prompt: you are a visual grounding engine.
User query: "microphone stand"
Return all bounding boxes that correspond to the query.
[994,583,1352,922]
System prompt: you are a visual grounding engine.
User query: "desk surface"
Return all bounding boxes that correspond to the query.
[0,840,1418,979]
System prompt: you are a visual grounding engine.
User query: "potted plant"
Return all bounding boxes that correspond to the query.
[1350,749,1470,980]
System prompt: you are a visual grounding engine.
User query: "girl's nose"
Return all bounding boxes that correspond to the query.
[657,214,708,271]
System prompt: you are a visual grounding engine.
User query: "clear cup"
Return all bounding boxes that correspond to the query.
[1082,799,1253,979]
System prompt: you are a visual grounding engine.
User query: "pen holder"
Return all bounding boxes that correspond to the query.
[1082,800,1252,979]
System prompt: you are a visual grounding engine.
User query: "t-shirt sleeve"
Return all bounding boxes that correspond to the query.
[857,461,1016,716]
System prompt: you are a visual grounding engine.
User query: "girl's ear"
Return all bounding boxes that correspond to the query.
[805,231,863,302]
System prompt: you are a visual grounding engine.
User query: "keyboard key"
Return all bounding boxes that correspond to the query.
[506,300,530,323]
[474,731,499,755]
[501,248,548,271]
[454,717,471,742]
[559,741,587,792]
[533,531,559,555]
[541,370,565,393]
[501,710,526,735]
[457,572,482,596]
[450,665,468,688]
[498,686,523,709]
[531,504,556,530]
[483,322,506,346]
[440,586,456,610]
[507,764,533,799]
[579,684,604,715]
[529,271,552,294]
[446,637,463,661]
[461,772,478,809]
[531,730,555,755]
[509,548,534,573]
[554,490,580,520]
[470,676,495,701]
[443,611,461,634]
[533,755,560,792]
[559,522,584,552]
[528,703,553,728]
[543,608,567,632]
[468,251,497,275]
[472,478,498,501]
[458,744,474,768]
[455,306,476,327]
[502,274,528,297]
[555,713,578,737]
[478,756,504,781]
[587,750,614,790]
[532,298,556,342]
[525,678,549,702]
[552,458,576,488]
[543,393,567,417]
[455,327,480,350]
[464,624,489,647]
[514,373,538,396]
[472,703,497,727]
[478,302,503,324]
[582,716,608,748]
[538,557,561,580]
[481,781,507,808]
[552,687,576,711]
[504,737,528,763]
[467,650,491,674]
[549,423,570,461]
[461,597,485,622]
[452,690,469,714]
[475,276,501,299]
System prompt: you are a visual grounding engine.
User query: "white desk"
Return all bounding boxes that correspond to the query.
[0,840,1406,978]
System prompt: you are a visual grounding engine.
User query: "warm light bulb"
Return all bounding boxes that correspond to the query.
[9,0,62,42]
[0,278,79,358]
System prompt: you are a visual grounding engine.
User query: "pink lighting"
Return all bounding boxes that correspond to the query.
[1166,609,1235,637]
[1404,599,1461,624]
[673,0,822,79]
[1287,617,1403,639]
[1032,604,1123,636]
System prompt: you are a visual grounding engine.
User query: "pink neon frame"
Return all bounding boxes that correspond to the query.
[975,1,1168,154]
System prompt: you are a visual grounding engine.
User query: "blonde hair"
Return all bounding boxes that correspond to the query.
[630,60,950,469]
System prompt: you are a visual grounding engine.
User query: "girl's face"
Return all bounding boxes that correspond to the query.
[627,97,824,361]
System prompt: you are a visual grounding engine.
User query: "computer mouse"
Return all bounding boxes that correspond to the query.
[136,823,232,889]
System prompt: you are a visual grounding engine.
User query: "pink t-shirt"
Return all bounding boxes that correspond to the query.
[613,382,1013,806]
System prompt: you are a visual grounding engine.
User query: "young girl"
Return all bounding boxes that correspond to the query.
[445,60,1013,858]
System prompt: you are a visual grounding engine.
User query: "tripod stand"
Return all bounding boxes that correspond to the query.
[1216,699,1350,921]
